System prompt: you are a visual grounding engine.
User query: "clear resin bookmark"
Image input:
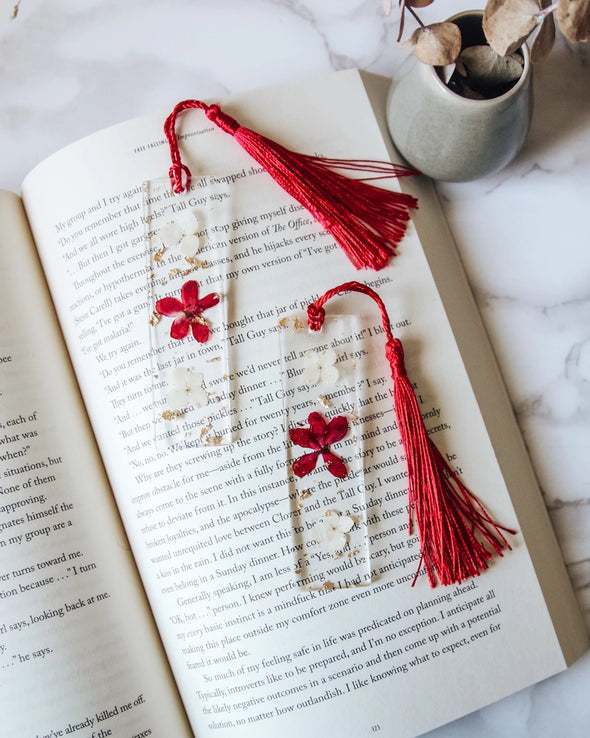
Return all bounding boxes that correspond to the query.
[144,176,233,448]
[279,314,372,590]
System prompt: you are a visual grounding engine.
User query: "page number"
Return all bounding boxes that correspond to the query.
[371,726,381,733]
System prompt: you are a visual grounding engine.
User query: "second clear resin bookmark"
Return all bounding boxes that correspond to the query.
[279,313,373,590]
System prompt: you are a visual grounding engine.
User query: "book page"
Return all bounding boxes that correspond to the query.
[21,70,587,738]
[0,192,192,738]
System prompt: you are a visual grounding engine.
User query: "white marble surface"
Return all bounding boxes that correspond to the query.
[1,0,588,736]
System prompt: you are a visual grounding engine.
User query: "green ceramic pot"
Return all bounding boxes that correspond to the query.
[386,10,533,182]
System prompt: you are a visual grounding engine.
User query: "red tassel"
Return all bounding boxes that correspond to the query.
[308,281,514,587]
[164,100,419,271]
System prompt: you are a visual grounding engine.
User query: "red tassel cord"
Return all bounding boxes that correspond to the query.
[164,100,420,271]
[307,281,515,587]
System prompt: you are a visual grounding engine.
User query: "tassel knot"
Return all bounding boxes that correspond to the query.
[205,104,240,135]
[385,339,406,377]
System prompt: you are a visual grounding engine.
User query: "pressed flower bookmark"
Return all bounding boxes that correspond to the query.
[279,313,374,590]
[304,281,515,588]
[144,176,233,448]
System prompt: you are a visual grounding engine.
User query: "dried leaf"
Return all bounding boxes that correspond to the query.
[457,45,524,87]
[410,22,462,66]
[440,62,457,84]
[556,0,590,42]
[483,0,541,55]
[406,0,435,7]
[530,12,556,60]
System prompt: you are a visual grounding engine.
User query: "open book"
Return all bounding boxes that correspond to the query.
[1,69,587,738]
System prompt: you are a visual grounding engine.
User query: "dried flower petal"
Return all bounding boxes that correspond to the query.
[312,512,355,552]
[530,12,556,61]
[155,280,219,342]
[457,45,524,87]
[289,412,349,479]
[157,221,184,247]
[289,427,320,449]
[323,414,349,445]
[439,63,457,84]
[292,451,320,477]
[302,348,339,386]
[410,22,462,66]
[322,451,348,478]
[168,368,208,410]
[556,0,590,42]
[483,0,540,56]
[156,210,201,258]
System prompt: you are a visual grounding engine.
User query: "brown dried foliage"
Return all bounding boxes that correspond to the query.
[557,0,590,42]
[483,0,540,56]
[386,0,590,66]
[409,22,462,65]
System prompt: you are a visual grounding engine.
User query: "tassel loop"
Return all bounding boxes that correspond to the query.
[169,163,192,194]
[307,281,514,587]
[307,303,325,331]
[163,99,420,270]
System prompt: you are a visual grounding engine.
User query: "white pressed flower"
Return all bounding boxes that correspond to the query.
[312,512,355,553]
[302,348,339,386]
[167,367,208,410]
[156,210,201,258]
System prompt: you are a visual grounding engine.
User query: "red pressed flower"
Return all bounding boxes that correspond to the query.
[155,280,219,342]
[289,411,349,479]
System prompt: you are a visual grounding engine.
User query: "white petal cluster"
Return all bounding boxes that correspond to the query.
[312,512,354,553]
[167,367,208,410]
[157,210,201,258]
[302,348,339,386]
